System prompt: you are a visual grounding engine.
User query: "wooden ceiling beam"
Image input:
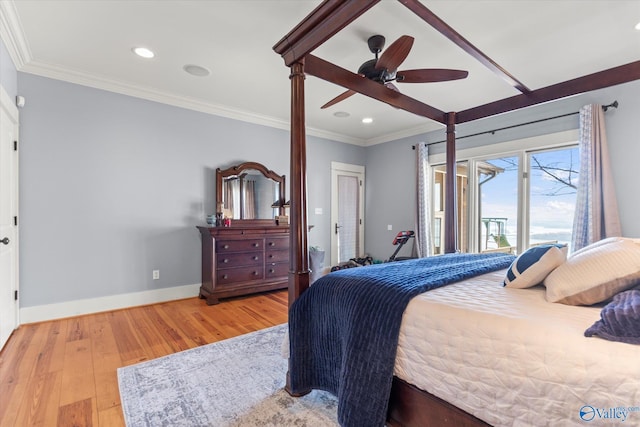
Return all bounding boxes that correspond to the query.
[457,60,640,123]
[305,54,447,123]
[399,0,530,94]
[273,0,380,67]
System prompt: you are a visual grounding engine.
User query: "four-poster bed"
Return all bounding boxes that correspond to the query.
[273,1,640,425]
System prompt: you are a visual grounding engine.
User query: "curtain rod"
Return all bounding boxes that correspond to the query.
[412,100,619,149]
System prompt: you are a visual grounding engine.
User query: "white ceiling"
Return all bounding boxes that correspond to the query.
[1,1,639,145]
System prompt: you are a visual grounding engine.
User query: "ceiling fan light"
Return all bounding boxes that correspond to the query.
[362,117,373,124]
[132,47,155,59]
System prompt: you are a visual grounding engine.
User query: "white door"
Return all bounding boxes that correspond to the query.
[0,85,19,350]
[331,162,365,266]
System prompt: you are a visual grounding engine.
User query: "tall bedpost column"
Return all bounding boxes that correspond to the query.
[444,112,458,253]
[288,61,310,307]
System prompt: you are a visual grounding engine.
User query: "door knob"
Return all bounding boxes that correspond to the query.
[0,237,9,245]
[335,223,341,234]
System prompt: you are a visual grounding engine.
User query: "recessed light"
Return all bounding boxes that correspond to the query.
[635,21,640,30]
[183,64,211,77]
[132,47,155,59]
[362,117,373,124]
[333,111,350,118]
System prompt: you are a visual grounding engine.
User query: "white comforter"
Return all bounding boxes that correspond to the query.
[394,270,640,426]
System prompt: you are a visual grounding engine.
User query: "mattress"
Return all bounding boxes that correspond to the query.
[394,269,640,427]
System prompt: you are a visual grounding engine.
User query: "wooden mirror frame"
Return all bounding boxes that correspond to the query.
[215,161,286,226]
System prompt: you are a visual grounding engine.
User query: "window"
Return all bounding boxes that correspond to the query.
[527,147,579,250]
[429,131,579,255]
[477,155,519,253]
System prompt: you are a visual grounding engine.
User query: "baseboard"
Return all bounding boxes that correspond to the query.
[19,283,201,324]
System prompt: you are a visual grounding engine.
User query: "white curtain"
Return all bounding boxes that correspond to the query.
[415,143,432,257]
[571,104,621,251]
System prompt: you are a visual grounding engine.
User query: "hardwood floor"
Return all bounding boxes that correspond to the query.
[0,290,288,427]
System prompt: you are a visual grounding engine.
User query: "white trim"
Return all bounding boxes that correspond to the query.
[0,82,19,349]
[330,161,365,174]
[19,283,201,324]
[363,122,444,147]
[0,81,19,122]
[0,0,31,68]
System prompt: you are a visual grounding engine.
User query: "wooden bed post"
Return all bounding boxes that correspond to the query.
[444,112,458,253]
[288,61,310,307]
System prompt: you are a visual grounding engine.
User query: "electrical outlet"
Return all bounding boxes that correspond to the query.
[387,224,393,231]
[152,270,160,280]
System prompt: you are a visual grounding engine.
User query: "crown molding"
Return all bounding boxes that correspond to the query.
[0,0,31,68]
[1,0,389,148]
[363,122,444,146]
[20,58,370,145]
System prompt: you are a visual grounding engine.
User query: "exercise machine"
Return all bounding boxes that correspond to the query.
[387,230,415,262]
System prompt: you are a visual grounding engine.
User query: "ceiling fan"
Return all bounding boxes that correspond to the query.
[321,34,468,109]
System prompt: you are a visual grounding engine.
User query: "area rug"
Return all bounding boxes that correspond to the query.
[117,324,338,426]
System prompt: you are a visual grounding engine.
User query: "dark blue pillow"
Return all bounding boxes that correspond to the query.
[503,244,567,289]
[585,289,640,344]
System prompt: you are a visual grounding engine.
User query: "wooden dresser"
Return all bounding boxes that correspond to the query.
[197,225,289,305]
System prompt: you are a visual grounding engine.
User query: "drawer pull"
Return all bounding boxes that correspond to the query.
[269,268,275,273]
[223,259,229,263]
[269,242,275,246]
[222,274,228,280]
[253,256,259,261]
[253,271,259,276]
[223,244,229,249]
[268,254,273,259]
[253,243,259,248]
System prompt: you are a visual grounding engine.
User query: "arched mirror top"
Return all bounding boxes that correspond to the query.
[216,161,286,226]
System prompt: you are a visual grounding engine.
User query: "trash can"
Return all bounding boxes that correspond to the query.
[309,247,325,284]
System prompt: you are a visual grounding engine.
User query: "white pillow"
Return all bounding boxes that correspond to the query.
[503,244,567,289]
[544,237,640,305]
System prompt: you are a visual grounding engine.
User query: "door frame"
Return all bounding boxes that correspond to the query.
[0,83,19,350]
[330,162,365,266]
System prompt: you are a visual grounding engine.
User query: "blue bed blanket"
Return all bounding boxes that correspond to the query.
[288,252,515,427]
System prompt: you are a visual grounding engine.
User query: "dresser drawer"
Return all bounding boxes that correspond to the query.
[265,262,288,278]
[265,236,289,250]
[265,249,288,263]
[217,267,264,284]
[216,239,262,252]
[217,251,263,268]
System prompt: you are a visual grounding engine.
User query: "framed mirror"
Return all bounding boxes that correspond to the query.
[216,161,286,225]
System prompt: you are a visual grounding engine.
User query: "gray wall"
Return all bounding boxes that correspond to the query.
[364,79,640,259]
[13,55,640,308]
[18,73,364,307]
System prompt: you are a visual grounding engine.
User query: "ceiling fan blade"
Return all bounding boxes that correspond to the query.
[375,35,414,72]
[321,89,356,109]
[396,69,468,83]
